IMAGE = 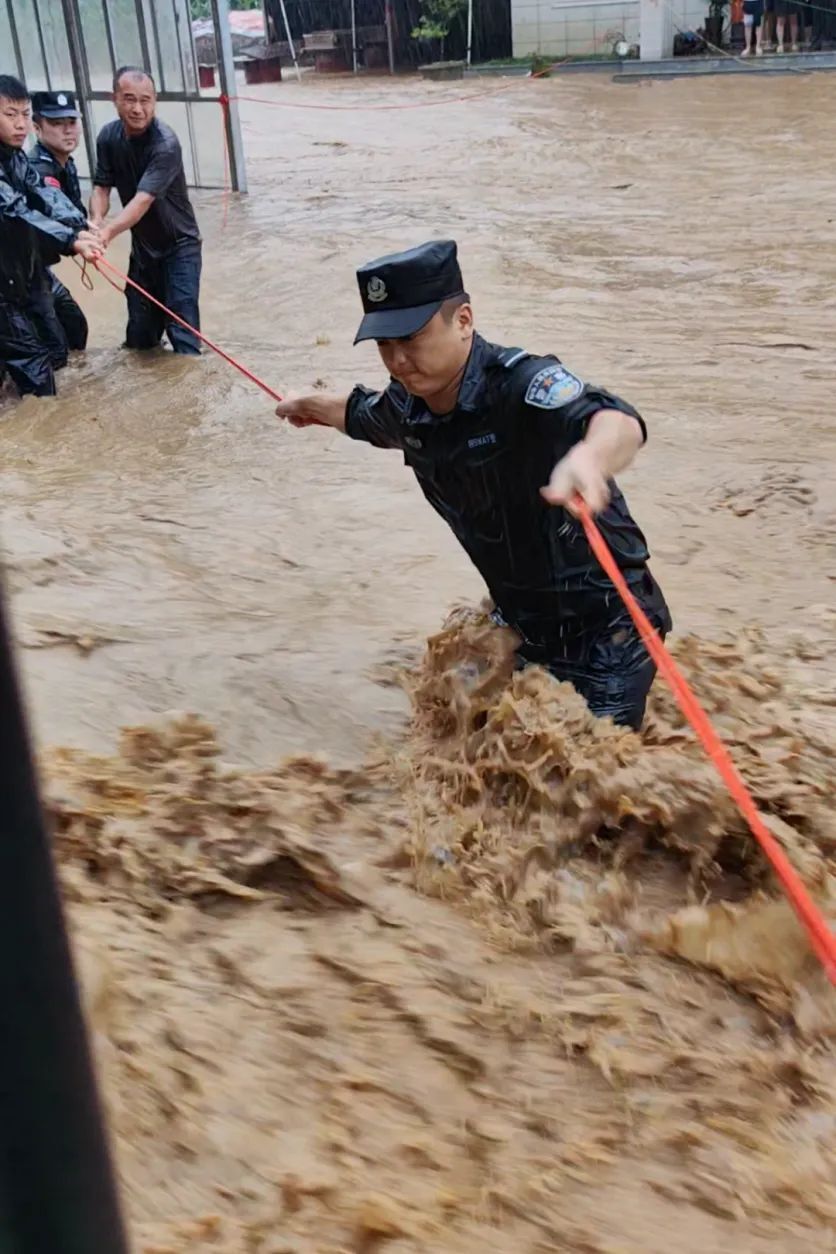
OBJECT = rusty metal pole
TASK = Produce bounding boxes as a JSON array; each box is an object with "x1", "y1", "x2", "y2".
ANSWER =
[{"x1": 0, "y1": 577, "x2": 129, "y2": 1254}]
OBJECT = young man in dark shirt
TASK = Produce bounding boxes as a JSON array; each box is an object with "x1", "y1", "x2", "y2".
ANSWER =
[
  {"x1": 89, "y1": 66, "x2": 201, "y2": 355},
  {"x1": 29, "y1": 90, "x2": 88, "y2": 352},
  {"x1": 275, "y1": 241, "x2": 671, "y2": 731},
  {"x1": 0, "y1": 75, "x2": 100, "y2": 397}
]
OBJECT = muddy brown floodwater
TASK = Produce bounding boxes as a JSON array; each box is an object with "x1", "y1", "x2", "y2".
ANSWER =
[{"x1": 2, "y1": 69, "x2": 836, "y2": 1253}]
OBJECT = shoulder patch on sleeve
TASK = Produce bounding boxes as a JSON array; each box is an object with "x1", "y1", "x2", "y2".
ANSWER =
[{"x1": 524, "y1": 364, "x2": 584, "y2": 409}]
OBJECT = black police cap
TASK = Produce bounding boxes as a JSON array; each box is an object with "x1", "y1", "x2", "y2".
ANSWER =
[
  {"x1": 31, "y1": 90, "x2": 79, "y2": 119},
  {"x1": 354, "y1": 240, "x2": 465, "y2": 345}
]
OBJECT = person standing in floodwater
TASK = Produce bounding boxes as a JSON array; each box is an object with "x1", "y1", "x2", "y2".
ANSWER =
[
  {"x1": 275, "y1": 241, "x2": 672, "y2": 731},
  {"x1": 29, "y1": 90, "x2": 89, "y2": 353},
  {"x1": 0, "y1": 74, "x2": 100, "y2": 397},
  {"x1": 89, "y1": 67, "x2": 202, "y2": 355}
]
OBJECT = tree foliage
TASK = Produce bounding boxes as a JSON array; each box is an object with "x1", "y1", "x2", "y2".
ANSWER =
[
  {"x1": 189, "y1": 0, "x2": 262, "y2": 18},
  {"x1": 411, "y1": 0, "x2": 467, "y2": 43}
]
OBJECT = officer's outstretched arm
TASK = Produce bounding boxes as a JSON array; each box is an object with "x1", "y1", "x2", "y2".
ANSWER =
[
  {"x1": 275, "y1": 395, "x2": 348, "y2": 431},
  {"x1": 277, "y1": 383, "x2": 403, "y2": 450},
  {"x1": 542, "y1": 408, "x2": 644, "y2": 516}
]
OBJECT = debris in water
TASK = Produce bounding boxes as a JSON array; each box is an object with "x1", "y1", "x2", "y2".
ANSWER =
[{"x1": 44, "y1": 610, "x2": 836, "y2": 1252}]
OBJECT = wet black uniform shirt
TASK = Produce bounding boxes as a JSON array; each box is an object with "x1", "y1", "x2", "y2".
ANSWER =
[
  {"x1": 345, "y1": 334, "x2": 670, "y2": 661},
  {"x1": 30, "y1": 140, "x2": 83, "y2": 212}
]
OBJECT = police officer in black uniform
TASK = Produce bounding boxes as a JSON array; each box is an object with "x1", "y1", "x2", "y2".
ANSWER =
[
  {"x1": 275, "y1": 240, "x2": 671, "y2": 730},
  {"x1": 29, "y1": 90, "x2": 89, "y2": 352},
  {"x1": 0, "y1": 74, "x2": 100, "y2": 397}
]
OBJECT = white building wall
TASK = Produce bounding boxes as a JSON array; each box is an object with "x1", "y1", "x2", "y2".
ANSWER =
[{"x1": 512, "y1": 0, "x2": 710, "y2": 59}]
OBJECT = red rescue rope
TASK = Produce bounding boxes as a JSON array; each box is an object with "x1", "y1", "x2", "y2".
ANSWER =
[
  {"x1": 224, "y1": 87, "x2": 514, "y2": 112},
  {"x1": 81, "y1": 257, "x2": 836, "y2": 984},
  {"x1": 93, "y1": 256, "x2": 284, "y2": 404},
  {"x1": 215, "y1": 51, "x2": 585, "y2": 124},
  {"x1": 218, "y1": 65, "x2": 562, "y2": 115},
  {"x1": 576, "y1": 498, "x2": 836, "y2": 985}
]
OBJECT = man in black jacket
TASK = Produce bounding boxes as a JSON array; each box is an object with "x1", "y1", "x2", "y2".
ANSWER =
[
  {"x1": 275, "y1": 241, "x2": 671, "y2": 730},
  {"x1": 29, "y1": 90, "x2": 89, "y2": 352},
  {"x1": 0, "y1": 75, "x2": 100, "y2": 397}
]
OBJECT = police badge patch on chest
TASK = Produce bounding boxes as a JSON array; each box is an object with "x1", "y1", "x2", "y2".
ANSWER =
[{"x1": 524, "y1": 364, "x2": 584, "y2": 409}]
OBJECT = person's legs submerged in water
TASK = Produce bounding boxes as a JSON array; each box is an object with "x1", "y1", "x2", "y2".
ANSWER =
[
  {"x1": 24, "y1": 286, "x2": 68, "y2": 373},
  {"x1": 161, "y1": 240, "x2": 202, "y2": 356},
  {"x1": 514, "y1": 582, "x2": 673, "y2": 732},
  {"x1": 50, "y1": 273, "x2": 88, "y2": 351},
  {"x1": 545, "y1": 615, "x2": 669, "y2": 731},
  {"x1": 0, "y1": 297, "x2": 57, "y2": 397},
  {"x1": 125, "y1": 253, "x2": 167, "y2": 350}
]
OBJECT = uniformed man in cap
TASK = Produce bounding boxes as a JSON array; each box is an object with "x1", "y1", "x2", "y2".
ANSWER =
[
  {"x1": 275, "y1": 240, "x2": 671, "y2": 730},
  {"x1": 29, "y1": 90, "x2": 89, "y2": 352},
  {"x1": 0, "y1": 74, "x2": 100, "y2": 397}
]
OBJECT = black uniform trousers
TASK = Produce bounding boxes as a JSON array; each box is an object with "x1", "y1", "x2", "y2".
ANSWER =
[
  {"x1": 531, "y1": 610, "x2": 671, "y2": 731},
  {"x1": 512, "y1": 577, "x2": 672, "y2": 731},
  {"x1": 50, "y1": 273, "x2": 88, "y2": 351},
  {"x1": 0, "y1": 288, "x2": 68, "y2": 397}
]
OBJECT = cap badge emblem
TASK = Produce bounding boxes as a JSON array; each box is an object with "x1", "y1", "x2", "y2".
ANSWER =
[
  {"x1": 367, "y1": 276, "x2": 387, "y2": 304},
  {"x1": 57, "y1": 93, "x2": 68, "y2": 106}
]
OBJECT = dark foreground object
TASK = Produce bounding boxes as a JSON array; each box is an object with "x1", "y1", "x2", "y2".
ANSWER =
[{"x1": 0, "y1": 580, "x2": 129, "y2": 1253}]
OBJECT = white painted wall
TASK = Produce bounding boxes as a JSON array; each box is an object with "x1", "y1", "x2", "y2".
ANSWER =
[{"x1": 512, "y1": 0, "x2": 710, "y2": 58}]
